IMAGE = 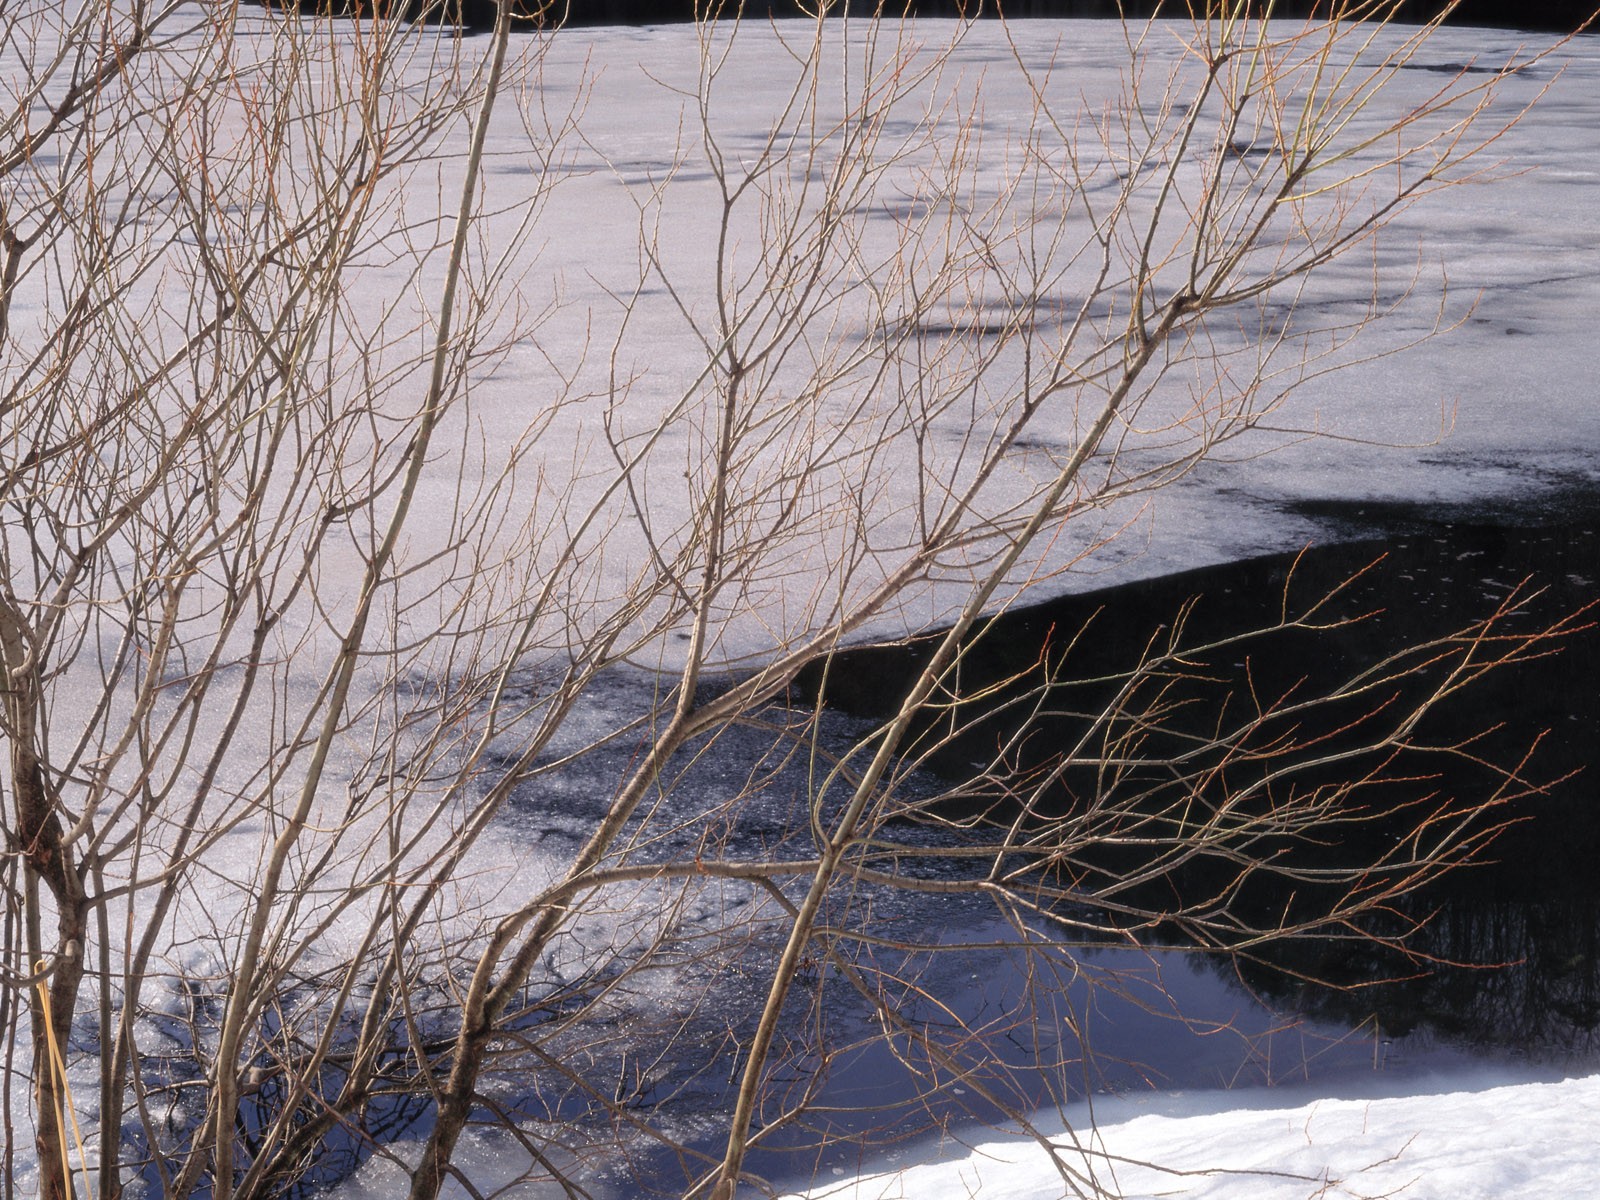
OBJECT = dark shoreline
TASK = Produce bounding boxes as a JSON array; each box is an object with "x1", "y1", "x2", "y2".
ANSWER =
[{"x1": 248, "y1": 1, "x2": 1596, "y2": 36}]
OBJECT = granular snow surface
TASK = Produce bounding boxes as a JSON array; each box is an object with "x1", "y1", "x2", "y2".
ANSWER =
[{"x1": 787, "y1": 1069, "x2": 1600, "y2": 1200}]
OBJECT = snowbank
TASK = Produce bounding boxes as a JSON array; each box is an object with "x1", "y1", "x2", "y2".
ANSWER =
[{"x1": 789, "y1": 1069, "x2": 1600, "y2": 1199}]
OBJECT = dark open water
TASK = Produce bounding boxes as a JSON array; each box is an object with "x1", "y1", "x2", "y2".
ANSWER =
[{"x1": 804, "y1": 490, "x2": 1600, "y2": 1072}]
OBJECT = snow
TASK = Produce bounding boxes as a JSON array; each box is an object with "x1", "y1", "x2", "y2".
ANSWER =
[{"x1": 787, "y1": 1069, "x2": 1600, "y2": 1199}]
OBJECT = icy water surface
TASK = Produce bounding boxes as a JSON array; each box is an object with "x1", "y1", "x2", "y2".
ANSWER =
[{"x1": 387, "y1": 493, "x2": 1599, "y2": 1200}]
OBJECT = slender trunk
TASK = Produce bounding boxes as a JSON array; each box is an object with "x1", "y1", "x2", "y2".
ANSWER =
[
  {"x1": 3, "y1": 606, "x2": 88, "y2": 1200},
  {"x1": 27, "y1": 885, "x2": 88, "y2": 1200}
]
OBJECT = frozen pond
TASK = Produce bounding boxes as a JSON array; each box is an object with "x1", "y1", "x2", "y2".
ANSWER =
[{"x1": 4, "y1": 7, "x2": 1598, "y2": 1199}]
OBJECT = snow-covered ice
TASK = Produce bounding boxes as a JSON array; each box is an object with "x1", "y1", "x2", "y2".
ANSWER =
[{"x1": 500, "y1": 15, "x2": 1600, "y2": 615}]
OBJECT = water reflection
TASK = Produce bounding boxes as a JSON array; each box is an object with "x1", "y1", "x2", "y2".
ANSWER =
[{"x1": 804, "y1": 493, "x2": 1600, "y2": 1068}]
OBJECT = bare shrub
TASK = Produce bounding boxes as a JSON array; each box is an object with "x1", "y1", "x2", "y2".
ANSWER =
[{"x1": 0, "y1": 3, "x2": 1577, "y2": 1199}]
